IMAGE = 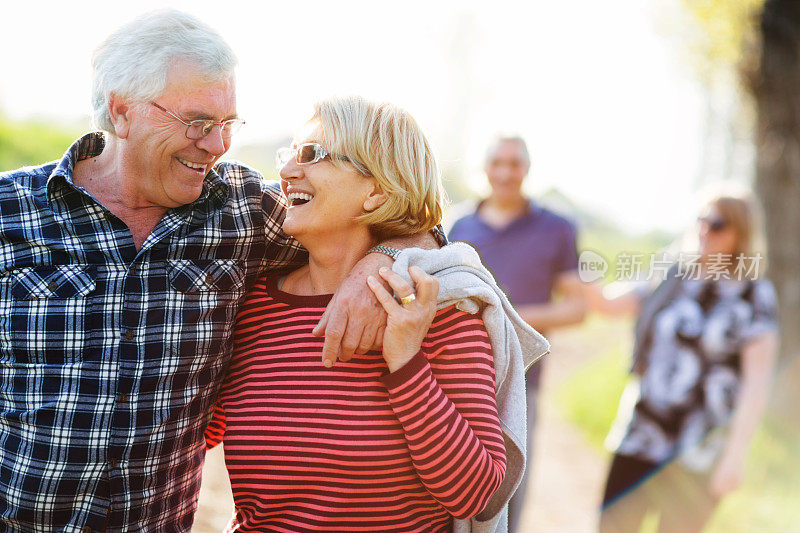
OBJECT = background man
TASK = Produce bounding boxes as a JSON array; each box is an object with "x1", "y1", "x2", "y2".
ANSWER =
[{"x1": 449, "y1": 135, "x2": 586, "y2": 531}]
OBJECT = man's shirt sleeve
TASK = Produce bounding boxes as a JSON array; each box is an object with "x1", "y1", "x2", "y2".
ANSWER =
[{"x1": 555, "y1": 220, "x2": 580, "y2": 274}]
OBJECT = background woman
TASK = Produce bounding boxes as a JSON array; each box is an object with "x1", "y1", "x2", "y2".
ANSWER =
[
  {"x1": 205, "y1": 96, "x2": 506, "y2": 532},
  {"x1": 587, "y1": 192, "x2": 780, "y2": 532}
]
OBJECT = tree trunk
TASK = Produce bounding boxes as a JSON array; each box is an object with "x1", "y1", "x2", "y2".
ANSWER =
[{"x1": 748, "y1": 0, "x2": 800, "y2": 410}]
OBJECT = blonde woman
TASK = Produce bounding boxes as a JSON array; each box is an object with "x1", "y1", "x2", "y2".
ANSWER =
[
  {"x1": 205, "y1": 96, "x2": 506, "y2": 532},
  {"x1": 589, "y1": 192, "x2": 780, "y2": 532}
]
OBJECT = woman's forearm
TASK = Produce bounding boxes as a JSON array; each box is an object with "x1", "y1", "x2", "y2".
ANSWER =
[
  {"x1": 720, "y1": 333, "x2": 778, "y2": 463},
  {"x1": 378, "y1": 312, "x2": 506, "y2": 519},
  {"x1": 517, "y1": 297, "x2": 585, "y2": 331},
  {"x1": 582, "y1": 280, "x2": 642, "y2": 317},
  {"x1": 381, "y1": 352, "x2": 506, "y2": 518}
]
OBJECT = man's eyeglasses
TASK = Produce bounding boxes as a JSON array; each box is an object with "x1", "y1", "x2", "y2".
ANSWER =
[
  {"x1": 150, "y1": 102, "x2": 244, "y2": 140},
  {"x1": 275, "y1": 142, "x2": 352, "y2": 171}
]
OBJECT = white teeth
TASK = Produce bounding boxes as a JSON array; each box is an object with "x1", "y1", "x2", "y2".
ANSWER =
[
  {"x1": 177, "y1": 157, "x2": 205, "y2": 171},
  {"x1": 287, "y1": 192, "x2": 314, "y2": 203}
]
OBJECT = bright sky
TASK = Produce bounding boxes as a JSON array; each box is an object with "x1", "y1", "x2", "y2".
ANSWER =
[{"x1": 1, "y1": 0, "x2": 708, "y2": 234}]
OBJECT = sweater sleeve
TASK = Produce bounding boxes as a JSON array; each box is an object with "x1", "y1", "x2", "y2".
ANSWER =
[
  {"x1": 204, "y1": 401, "x2": 227, "y2": 449},
  {"x1": 379, "y1": 306, "x2": 506, "y2": 519}
]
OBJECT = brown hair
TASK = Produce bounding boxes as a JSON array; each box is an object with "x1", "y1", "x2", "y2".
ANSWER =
[{"x1": 705, "y1": 191, "x2": 768, "y2": 273}]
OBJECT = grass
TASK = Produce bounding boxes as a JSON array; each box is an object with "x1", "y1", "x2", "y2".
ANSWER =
[
  {"x1": 556, "y1": 324, "x2": 800, "y2": 532},
  {"x1": 555, "y1": 341, "x2": 629, "y2": 450}
]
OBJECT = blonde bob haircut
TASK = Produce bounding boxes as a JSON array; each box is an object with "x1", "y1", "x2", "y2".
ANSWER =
[{"x1": 307, "y1": 96, "x2": 444, "y2": 239}]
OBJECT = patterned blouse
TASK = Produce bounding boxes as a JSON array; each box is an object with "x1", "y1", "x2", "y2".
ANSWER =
[{"x1": 609, "y1": 277, "x2": 778, "y2": 470}]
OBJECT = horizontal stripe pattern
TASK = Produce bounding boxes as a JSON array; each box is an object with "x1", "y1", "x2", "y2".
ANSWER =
[{"x1": 206, "y1": 276, "x2": 506, "y2": 532}]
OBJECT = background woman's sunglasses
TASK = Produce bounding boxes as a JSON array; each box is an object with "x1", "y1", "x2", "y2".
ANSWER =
[{"x1": 698, "y1": 216, "x2": 729, "y2": 232}]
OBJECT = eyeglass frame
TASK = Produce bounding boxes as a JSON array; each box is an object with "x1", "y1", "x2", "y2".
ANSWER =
[
  {"x1": 150, "y1": 101, "x2": 245, "y2": 140},
  {"x1": 275, "y1": 142, "x2": 360, "y2": 172}
]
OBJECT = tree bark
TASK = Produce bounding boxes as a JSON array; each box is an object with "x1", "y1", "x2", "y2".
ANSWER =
[{"x1": 747, "y1": 0, "x2": 800, "y2": 410}]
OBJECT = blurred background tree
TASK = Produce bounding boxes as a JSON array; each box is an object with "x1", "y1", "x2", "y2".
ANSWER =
[
  {"x1": 679, "y1": 0, "x2": 799, "y2": 377},
  {"x1": 746, "y1": 0, "x2": 800, "y2": 379}
]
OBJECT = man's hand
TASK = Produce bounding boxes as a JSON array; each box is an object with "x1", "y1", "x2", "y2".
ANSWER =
[
  {"x1": 312, "y1": 230, "x2": 441, "y2": 367},
  {"x1": 312, "y1": 253, "x2": 392, "y2": 367}
]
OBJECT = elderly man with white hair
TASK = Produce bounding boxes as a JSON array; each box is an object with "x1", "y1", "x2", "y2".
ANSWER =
[{"x1": 0, "y1": 10, "x2": 441, "y2": 532}]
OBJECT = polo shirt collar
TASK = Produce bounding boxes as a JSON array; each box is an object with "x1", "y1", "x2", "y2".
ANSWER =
[{"x1": 473, "y1": 197, "x2": 541, "y2": 227}]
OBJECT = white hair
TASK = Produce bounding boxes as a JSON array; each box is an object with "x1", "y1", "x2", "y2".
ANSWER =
[
  {"x1": 91, "y1": 9, "x2": 237, "y2": 133},
  {"x1": 485, "y1": 134, "x2": 530, "y2": 166}
]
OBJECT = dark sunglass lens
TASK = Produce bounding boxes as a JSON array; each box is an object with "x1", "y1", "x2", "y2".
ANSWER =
[
  {"x1": 699, "y1": 216, "x2": 728, "y2": 232},
  {"x1": 709, "y1": 219, "x2": 727, "y2": 232}
]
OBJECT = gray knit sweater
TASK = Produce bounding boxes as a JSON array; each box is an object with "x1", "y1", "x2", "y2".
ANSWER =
[{"x1": 395, "y1": 242, "x2": 550, "y2": 533}]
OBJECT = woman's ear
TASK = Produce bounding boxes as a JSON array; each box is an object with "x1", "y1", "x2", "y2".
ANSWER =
[
  {"x1": 108, "y1": 93, "x2": 133, "y2": 139},
  {"x1": 363, "y1": 182, "x2": 387, "y2": 212}
]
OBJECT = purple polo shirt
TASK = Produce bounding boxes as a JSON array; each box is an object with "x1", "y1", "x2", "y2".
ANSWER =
[{"x1": 448, "y1": 201, "x2": 579, "y2": 387}]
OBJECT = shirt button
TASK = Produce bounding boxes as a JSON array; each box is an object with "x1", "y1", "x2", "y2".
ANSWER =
[
  {"x1": 205, "y1": 273, "x2": 215, "y2": 286},
  {"x1": 118, "y1": 392, "x2": 129, "y2": 404},
  {"x1": 82, "y1": 527, "x2": 92, "y2": 533},
  {"x1": 47, "y1": 281, "x2": 59, "y2": 292},
  {"x1": 109, "y1": 458, "x2": 119, "y2": 468},
  {"x1": 121, "y1": 329, "x2": 134, "y2": 341}
]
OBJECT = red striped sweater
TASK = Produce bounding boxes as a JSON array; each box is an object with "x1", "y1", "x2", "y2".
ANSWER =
[{"x1": 205, "y1": 275, "x2": 506, "y2": 532}]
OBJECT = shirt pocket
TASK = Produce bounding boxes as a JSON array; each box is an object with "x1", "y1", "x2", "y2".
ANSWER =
[
  {"x1": 164, "y1": 259, "x2": 246, "y2": 350},
  {"x1": 1, "y1": 265, "x2": 97, "y2": 364},
  {"x1": 166, "y1": 259, "x2": 245, "y2": 293}
]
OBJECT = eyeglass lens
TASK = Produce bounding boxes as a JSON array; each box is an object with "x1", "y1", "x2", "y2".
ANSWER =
[
  {"x1": 297, "y1": 144, "x2": 323, "y2": 164},
  {"x1": 186, "y1": 121, "x2": 241, "y2": 140}
]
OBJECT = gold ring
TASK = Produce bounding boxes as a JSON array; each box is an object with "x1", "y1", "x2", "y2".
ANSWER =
[{"x1": 400, "y1": 293, "x2": 416, "y2": 305}]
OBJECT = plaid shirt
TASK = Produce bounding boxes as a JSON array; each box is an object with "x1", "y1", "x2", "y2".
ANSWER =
[{"x1": 0, "y1": 133, "x2": 305, "y2": 532}]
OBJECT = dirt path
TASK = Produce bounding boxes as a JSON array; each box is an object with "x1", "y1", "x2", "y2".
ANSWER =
[{"x1": 519, "y1": 324, "x2": 626, "y2": 532}]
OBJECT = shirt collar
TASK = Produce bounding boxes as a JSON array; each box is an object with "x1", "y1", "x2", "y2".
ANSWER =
[
  {"x1": 473, "y1": 197, "x2": 541, "y2": 225},
  {"x1": 46, "y1": 132, "x2": 105, "y2": 198},
  {"x1": 46, "y1": 131, "x2": 231, "y2": 209}
]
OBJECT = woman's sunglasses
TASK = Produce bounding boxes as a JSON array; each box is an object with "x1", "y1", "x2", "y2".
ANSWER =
[
  {"x1": 275, "y1": 142, "x2": 352, "y2": 171},
  {"x1": 698, "y1": 216, "x2": 729, "y2": 232}
]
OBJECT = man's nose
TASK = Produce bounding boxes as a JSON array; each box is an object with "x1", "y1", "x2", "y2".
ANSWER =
[{"x1": 196, "y1": 125, "x2": 228, "y2": 156}]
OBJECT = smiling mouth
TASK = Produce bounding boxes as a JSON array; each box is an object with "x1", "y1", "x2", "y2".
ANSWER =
[
  {"x1": 287, "y1": 192, "x2": 314, "y2": 207},
  {"x1": 176, "y1": 157, "x2": 207, "y2": 174}
]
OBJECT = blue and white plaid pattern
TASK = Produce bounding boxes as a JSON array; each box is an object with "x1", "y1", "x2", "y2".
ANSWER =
[{"x1": 0, "y1": 133, "x2": 305, "y2": 532}]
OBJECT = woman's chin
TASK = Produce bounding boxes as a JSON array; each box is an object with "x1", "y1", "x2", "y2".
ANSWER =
[{"x1": 281, "y1": 219, "x2": 305, "y2": 239}]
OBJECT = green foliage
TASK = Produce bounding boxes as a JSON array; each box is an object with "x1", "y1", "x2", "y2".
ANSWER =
[
  {"x1": 579, "y1": 226, "x2": 675, "y2": 284},
  {"x1": 707, "y1": 417, "x2": 800, "y2": 531},
  {"x1": 0, "y1": 116, "x2": 79, "y2": 172},
  {"x1": 678, "y1": 0, "x2": 765, "y2": 85},
  {"x1": 555, "y1": 331, "x2": 630, "y2": 449}
]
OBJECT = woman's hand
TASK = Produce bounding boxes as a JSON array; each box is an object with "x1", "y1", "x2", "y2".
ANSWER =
[
  {"x1": 709, "y1": 449, "x2": 745, "y2": 499},
  {"x1": 366, "y1": 265, "x2": 438, "y2": 372}
]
